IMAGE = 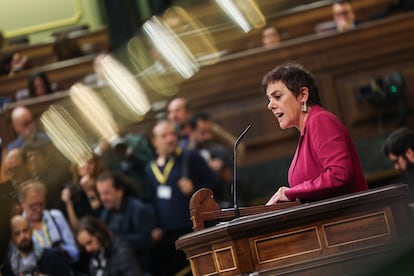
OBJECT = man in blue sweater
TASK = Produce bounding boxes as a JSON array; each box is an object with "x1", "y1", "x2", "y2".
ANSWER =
[{"x1": 145, "y1": 120, "x2": 220, "y2": 275}]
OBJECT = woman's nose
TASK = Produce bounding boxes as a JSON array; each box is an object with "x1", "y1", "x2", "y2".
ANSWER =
[{"x1": 267, "y1": 99, "x2": 274, "y2": 110}]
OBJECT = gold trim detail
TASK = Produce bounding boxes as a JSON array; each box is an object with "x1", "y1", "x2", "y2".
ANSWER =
[
  {"x1": 254, "y1": 226, "x2": 322, "y2": 264},
  {"x1": 322, "y1": 210, "x2": 391, "y2": 248},
  {"x1": 189, "y1": 250, "x2": 217, "y2": 276},
  {"x1": 213, "y1": 246, "x2": 237, "y2": 273}
]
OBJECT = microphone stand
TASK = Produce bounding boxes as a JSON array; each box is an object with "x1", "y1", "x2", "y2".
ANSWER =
[{"x1": 233, "y1": 124, "x2": 251, "y2": 218}]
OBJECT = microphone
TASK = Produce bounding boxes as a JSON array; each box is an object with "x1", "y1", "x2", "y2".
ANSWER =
[{"x1": 233, "y1": 124, "x2": 251, "y2": 218}]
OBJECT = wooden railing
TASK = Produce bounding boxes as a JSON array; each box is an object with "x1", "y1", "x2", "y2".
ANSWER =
[
  {"x1": 0, "y1": 55, "x2": 95, "y2": 101},
  {"x1": 0, "y1": 28, "x2": 109, "y2": 100}
]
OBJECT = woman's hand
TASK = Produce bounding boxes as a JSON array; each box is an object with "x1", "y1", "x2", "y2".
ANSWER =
[
  {"x1": 266, "y1": 186, "x2": 291, "y2": 205},
  {"x1": 61, "y1": 187, "x2": 72, "y2": 205},
  {"x1": 80, "y1": 175, "x2": 95, "y2": 190}
]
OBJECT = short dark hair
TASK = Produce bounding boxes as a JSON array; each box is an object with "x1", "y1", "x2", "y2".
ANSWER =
[
  {"x1": 383, "y1": 127, "x2": 414, "y2": 156},
  {"x1": 262, "y1": 25, "x2": 280, "y2": 34},
  {"x1": 261, "y1": 61, "x2": 322, "y2": 106},
  {"x1": 189, "y1": 112, "x2": 211, "y2": 130},
  {"x1": 75, "y1": 216, "x2": 112, "y2": 248},
  {"x1": 97, "y1": 171, "x2": 141, "y2": 198}
]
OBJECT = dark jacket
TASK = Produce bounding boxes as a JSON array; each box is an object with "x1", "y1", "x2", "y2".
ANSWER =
[
  {"x1": 100, "y1": 196, "x2": 155, "y2": 253},
  {"x1": 4, "y1": 247, "x2": 71, "y2": 276},
  {"x1": 89, "y1": 239, "x2": 143, "y2": 276}
]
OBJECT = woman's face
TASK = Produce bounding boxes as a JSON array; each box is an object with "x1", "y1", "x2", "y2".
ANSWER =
[
  {"x1": 33, "y1": 77, "x2": 47, "y2": 96},
  {"x1": 78, "y1": 159, "x2": 95, "y2": 177},
  {"x1": 77, "y1": 230, "x2": 101, "y2": 255},
  {"x1": 266, "y1": 81, "x2": 302, "y2": 130}
]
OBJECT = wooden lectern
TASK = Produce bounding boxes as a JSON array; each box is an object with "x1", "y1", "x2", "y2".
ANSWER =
[{"x1": 176, "y1": 184, "x2": 414, "y2": 275}]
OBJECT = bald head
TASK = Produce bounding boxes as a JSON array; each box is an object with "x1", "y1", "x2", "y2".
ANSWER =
[
  {"x1": 11, "y1": 106, "x2": 35, "y2": 139},
  {"x1": 10, "y1": 215, "x2": 33, "y2": 255},
  {"x1": 10, "y1": 215, "x2": 29, "y2": 231}
]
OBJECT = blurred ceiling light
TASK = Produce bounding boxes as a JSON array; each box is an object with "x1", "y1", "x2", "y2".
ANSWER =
[
  {"x1": 128, "y1": 36, "x2": 179, "y2": 97},
  {"x1": 216, "y1": 0, "x2": 265, "y2": 33},
  {"x1": 163, "y1": 6, "x2": 219, "y2": 65},
  {"x1": 97, "y1": 54, "x2": 151, "y2": 120},
  {"x1": 70, "y1": 83, "x2": 118, "y2": 142},
  {"x1": 41, "y1": 105, "x2": 92, "y2": 167},
  {"x1": 143, "y1": 16, "x2": 199, "y2": 79}
]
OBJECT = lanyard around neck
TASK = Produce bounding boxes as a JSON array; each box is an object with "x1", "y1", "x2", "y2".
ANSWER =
[
  {"x1": 32, "y1": 222, "x2": 51, "y2": 247},
  {"x1": 151, "y1": 158, "x2": 175, "y2": 185}
]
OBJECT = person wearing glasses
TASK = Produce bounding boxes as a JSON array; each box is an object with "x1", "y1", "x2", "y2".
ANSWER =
[
  {"x1": 18, "y1": 180, "x2": 79, "y2": 263},
  {"x1": 332, "y1": 0, "x2": 356, "y2": 32}
]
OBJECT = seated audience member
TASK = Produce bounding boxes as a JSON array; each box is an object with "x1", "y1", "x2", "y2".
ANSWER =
[
  {"x1": 28, "y1": 72, "x2": 54, "y2": 97},
  {"x1": 7, "y1": 106, "x2": 50, "y2": 151},
  {"x1": 167, "y1": 97, "x2": 246, "y2": 159},
  {"x1": 96, "y1": 171, "x2": 156, "y2": 273},
  {"x1": 0, "y1": 156, "x2": 24, "y2": 274},
  {"x1": 189, "y1": 112, "x2": 233, "y2": 207},
  {"x1": 23, "y1": 141, "x2": 72, "y2": 210},
  {"x1": 18, "y1": 180, "x2": 79, "y2": 263},
  {"x1": 61, "y1": 154, "x2": 105, "y2": 229},
  {"x1": 261, "y1": 25, "x2": 281, "y2": 49},
  {"x1": 0, "y1": 31, "x2": 28, "y2": 77},
  {"x1": 382, "y1": 127, "x2": 414, "y2": 201},
  {"x1": 263, "y1": 62, "x2": 368, "y2": 205},
  {"x1": 333, "y1": 0, "x2": 356, "y2": 32},
  {"x1": 75, "y1": 216, "x2": 143, "y2": 276},
  {"x1": 145, "y1": 120, "x2": 219, "y2": 275},
  {"x1": 16, "y1": 72, "x2": 55, "y2": 101},
  {"x1": 8, "y1": 52, "x2": 28, "y2": 77},
  {"x1": 0, "y1": 178, "x2": 22, "y2": 271},
  {"x1": 3, "y1": 148, "x2": 32, "y2": 192},
  {"x1": 5, "y1": 215, "x2": 71, "y2": 276}
]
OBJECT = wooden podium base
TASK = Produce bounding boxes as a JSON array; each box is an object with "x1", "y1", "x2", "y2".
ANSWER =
[{"x1": 176, "y1": 184, "x2": 414, "y2": 275}]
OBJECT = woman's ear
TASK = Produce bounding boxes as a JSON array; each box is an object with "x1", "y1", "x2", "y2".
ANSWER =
[{"x1": 300, "y1": 87, "x2": 309, "y2": 102}]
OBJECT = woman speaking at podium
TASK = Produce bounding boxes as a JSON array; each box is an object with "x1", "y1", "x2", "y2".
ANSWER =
[{"x1": 263, "y1": 62, "x2": 368, "y2": 204}]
